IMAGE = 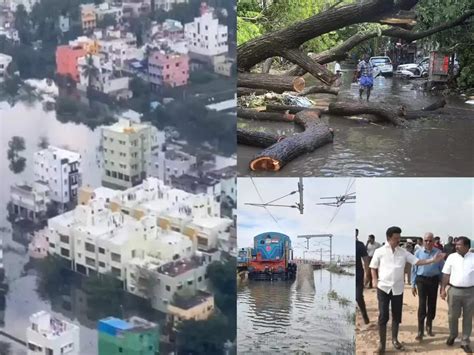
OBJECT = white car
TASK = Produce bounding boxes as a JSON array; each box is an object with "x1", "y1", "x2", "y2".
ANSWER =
[
  {"x1": 396, "y1": 57, "x2": 429, "y2": 78},
  {"x1": 369, "y1": 56, "x2": 394, "y2": 76}
]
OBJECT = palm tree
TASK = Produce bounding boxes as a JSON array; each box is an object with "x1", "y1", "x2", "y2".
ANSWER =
[{"x1": 81, "y1": 54, "x2": 100, "y2": 94}]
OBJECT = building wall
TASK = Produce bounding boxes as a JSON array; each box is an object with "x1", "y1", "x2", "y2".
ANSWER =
[
  {"x1": 148, "y1": 50, "x2": 189, "y2": 88},
  {"x1": 56, "y1": 46, "x2": 87, "y2": 82},
  {"x1": 98, "y1": 326, "x2": 159, "y2": 355},
  {"x1": 81, "y1": 5, "x2": 97, "y2": 31},
  {"x1": 185, "y1": 12, "x2": 228, "y2": 56},
  {"x1": 168, "y1": 295, "x2": 214, "y2": 324}
]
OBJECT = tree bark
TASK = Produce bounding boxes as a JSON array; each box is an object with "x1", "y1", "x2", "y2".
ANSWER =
[
  {"x1": 421, "y1": 98, "x2": 446, "y2": 111},
  {"x1": 249, "y1": 109, "x2": 334, "y2": 171},
  {"x1": 262, "y1": 58, "x2": 274, "y2": 73},
  {"x1": 238, "y1": 108, "x2": 295, "y2": 122},
  {"x1": 238, "y1": 0, "x2": 419, "y2": 71},
  {"x1": 237, "y1": 87, "x2": 269, "y2": 97},
  {"x1": 238, "y1": 73, "x2": 305, "y2": 93},
  {"x1": 298, "y1": 84, "x2": 339, "y2": 96},
  {"x1": 265, "y1": 104, "x2": 308, "y2": 114},
  {"x1": 327, "y1": 102, "x2": 407, "y2": 126},
  {"x1": 237, "y1": 128, "x2": 285, "y2": 148},
  {"x1": 285, "y1": 10, "x2": 473, "y2": 77}
]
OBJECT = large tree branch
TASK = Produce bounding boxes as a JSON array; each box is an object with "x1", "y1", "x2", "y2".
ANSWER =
[
  {"x1": 285, "y1": 9, "x2": 474, "y2": 77},
  {"x1": 238, "y1": 0, "x2": 420, "y2": 71}
]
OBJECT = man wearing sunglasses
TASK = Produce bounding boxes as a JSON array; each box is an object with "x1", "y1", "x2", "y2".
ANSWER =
[
  {"x1": 411, "y1": 233, "x2": 444, "y2": 341},
  {"x1": 370, "y1": 226, "x2": 445, "y2": 354}
]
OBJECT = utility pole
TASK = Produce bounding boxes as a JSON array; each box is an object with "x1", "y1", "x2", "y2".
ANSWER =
[{"x1": 297, "y1": 177, "x2": 304, "y2": 214}]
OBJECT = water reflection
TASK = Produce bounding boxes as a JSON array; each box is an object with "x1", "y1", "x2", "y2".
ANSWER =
[{"x1": 237, "y1": 269, "x2": 354, "y2": 354}]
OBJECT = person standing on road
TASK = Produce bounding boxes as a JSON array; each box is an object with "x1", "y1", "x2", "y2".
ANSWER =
[
  {"x1": 434, "y1": 236, "x2": 444, "y2": 251},
  {"x1": 356, "y1": 229, "x2": 371, "y2": 325},
  {"x1": 415, "y1": 237, "x2": 423, "y2": 252},
  {"x1": 355, "y1": 54, "x2": 374, "y2": 101},
  {"x1": 365, "y1": 234, "x2": 381, "y2": 288},
  {"x1": 411, "y1": 233, "x2": 444, "y2": 341},
  {"x1": 404, "y1": 239, "x2": 415, "y2": 285},
  {"x1": 440, "y1": 236, "x2": 474, "y2": 353},
  {"x1": 370, "y1": 226, "x2": 445, "y2": 354}
]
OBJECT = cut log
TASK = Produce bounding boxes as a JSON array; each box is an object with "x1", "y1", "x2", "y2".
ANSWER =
[
  {"x1": 265, "y1": 104, "x2": 308, "y2": 114},
  {"x1": 238, "y1": 73, "x2": 305, "y2": 93},
  {"x1": 238, "y1": 108, "x2": 295, "y2": 122},
  {"x1": 298, "y1": 84, "x2": 339, "y2": 96},
  {"x1": 237, "y1": 87, "x2": 269, "y2": 97},
  {"x1": 328, "y1": 102, "x2": 407, "y2": 126},
  {"x1": 249, "y1": 109, "x2": 334, "y2": 172},
  {"x1": 237, "y1": 128, "x2": 285, "y2": 148}
]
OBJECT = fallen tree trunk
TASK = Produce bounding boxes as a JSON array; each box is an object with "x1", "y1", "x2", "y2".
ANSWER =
[
  {"x1": 265, "y1": 104, "x2": 308, "y2": 114},
  {"x1": 249, "y1": 109, "x2": 334, "y2": 171},
  {"x1": 285, "y1": 10, "x2": 473, "y2": 77},
  {"x1": 238, "y1": 73, "x2": 305, "y2": 93},
  {"x1": 421, "y1": 98, "x2": 446, "y2": 111},
  {"x1": 328, "y1": 102, "x2": 407, "y2": 126},
  {"x1": 238, "y1": 0, "x2": 419, "y2": 72},
  {"x1": 237, "y1": 128, "x2": 285, "y2": 148},
  {"x1": 297, "y1": 84, "x2": 339, "y2": 96},
  {"x1": 238, "y1": 108, "x2": 295, "y2": 122},
  {"x1": 237, "y1": 87, "x2": 269, "y2": 97}
]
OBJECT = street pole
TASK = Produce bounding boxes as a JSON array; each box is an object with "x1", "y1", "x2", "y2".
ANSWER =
[
  {"x1": 330, "y1": 235, "x2": 333, "y2": 264},
  {"x1": 298, "y1": 177, "x2": 304, "y2": 214}
]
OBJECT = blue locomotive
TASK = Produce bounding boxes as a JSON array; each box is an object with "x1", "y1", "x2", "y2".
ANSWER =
[{"x1": 247, "y1": 232, "x2": 296, "y2": 281}]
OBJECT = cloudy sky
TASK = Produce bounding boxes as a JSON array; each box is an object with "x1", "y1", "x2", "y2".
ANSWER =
[
  {"x1": 237, "y1": 178, "x2": 355, "y2": 259},
  {"x1": 357, "y1": 178, "x2": 474, "y2": 244}
]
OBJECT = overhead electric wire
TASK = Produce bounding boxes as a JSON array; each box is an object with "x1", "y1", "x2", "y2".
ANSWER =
[{"x1": 249, "y1": 177, "x2": 280, "y2": 226}]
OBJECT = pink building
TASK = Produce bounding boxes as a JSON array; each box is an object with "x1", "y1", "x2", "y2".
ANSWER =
[
  {"x1": 56, "y1": 45, "x2": 87, "y2": 82},
  {"x1": 148, "y1": 49, "x2": 189, "y2": 88}
]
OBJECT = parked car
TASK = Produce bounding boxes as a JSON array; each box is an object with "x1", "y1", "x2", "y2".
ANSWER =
[
  {"x1": 396, "y1": 57, "x2": 429, "y2": 78},
  {"x1": 369, "y1": 56, "x2": 394, "y2": 76}
]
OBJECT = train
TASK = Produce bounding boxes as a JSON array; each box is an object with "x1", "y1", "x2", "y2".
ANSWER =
[
  {"x1": 247, "y1": 232, "x2": 297, "y2": 281},
  {"x1": 237, "y1": 247, "x2": 252, "y2": 270}
]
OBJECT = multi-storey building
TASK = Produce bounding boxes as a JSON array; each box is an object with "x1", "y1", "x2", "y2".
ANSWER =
[
  {"x1": 101, "y1": 117, "x2": 164, "y2": 189},
  {"x1": 55, "y1": 45, "x2": 87, "y2": 82},
  {"x1": 26, "y1": 311, "x2": 80, "y2": 355},
  {"x1": 154, "y1": 0, "x2": 187, "y2": 12},
  {"x1": 10, "y1": 181, "x2": 50, "y2": 223},
  {"x1": 98, "y1": 317, "x2": 159, "y2": 355},
  {"x1": 167, "y1": 290, "x2": 214, "y2": 328},
  {"x1": 148, "y1": 47, "x2": 189, "y2": 88},
  {"x1": 77, "y1": 54, "x2": 131, "y2": 99},
  {"x1": 33, "y1": 146, "x2": 82, "y2": 207},
  {"x1": 184, "y1": 10, "x2": 228, "y2": 57},
  {"x1": 150, "y1": 147, "x2": 196, "y2": 185},
  {"x1": 80, "y1": 4, "x2": 97, "y2": 31}
]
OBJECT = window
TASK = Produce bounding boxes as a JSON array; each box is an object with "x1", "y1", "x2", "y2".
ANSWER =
[
  {"x1": 111, "y1": 267, "x2": 121, "y2": 277},
  {"x1": 85, "y1": 242, "x2": 95, "y2": 253},
  {"x1": 99, "y1": 247, "x2": 105, "y2": 254},
  {"x1": 187, "y1": 280, "x2": 193, "y2": 286},
  {"x1": 166, "y1": 285, "x2": 171, "y2": 291},
  {"x1": 198, "y1": 276, "x2": 202, "y2": 282},
  {"x1": 111, "y1": 252, "x2": 121, "y2": 262},
  {"x1": 85, "y1": 257, "x2": 95, "y2": 267},
  {"x1": 59, "y1": 234, "x2": 69, "y2": 244},
  {"x1": 99, "y1": 261, "x2": 105, "y2": 267},
  {"x1": 60, "y1": 248, "x2": 70, "y2": 257}
]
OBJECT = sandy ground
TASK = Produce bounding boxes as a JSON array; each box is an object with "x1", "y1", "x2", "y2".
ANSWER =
[{"x1": 356, "y1": 285, "x2": 469, "y2": 354}]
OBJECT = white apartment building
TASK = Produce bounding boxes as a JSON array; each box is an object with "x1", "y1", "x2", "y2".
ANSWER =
[
  {"x1": 154, "y1": 0, "x2": 187, "y2": 12},
  {"x1": 208, "y1": 166, "x2": 237, "y2": 204},
  {"x1": 77, "y1": 54, "x2": 131, "y2": 99},
  {"x1": 101, "y1": 118, "x2": 164, "y2": 189},
  {"x1": 184, "y1": 11, "x2": 228, "y2": 57},
  {"x1": 27, "y1": 311, "x2": 80, "y2": 355},
  {"x1": 33, "y1": 146, "x2": 82, "y2": 207},
  {"x1": 10, "y1": 181, "x2": 51, "y2": 223},
  {"x1": 150, "y1": 147, "x2": 196, "y2": 185},
  {"x1": 95, "y1": 2, "x2": 123, "y2": 22},
  {"x1": 8, "y1": 0, "x2": 39, "y2": 13},
  {"x1": 0, "y1": 53, "x2": 12, "y2": 80}
]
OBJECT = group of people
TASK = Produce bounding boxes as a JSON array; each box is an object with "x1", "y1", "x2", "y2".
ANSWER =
[{"x1": 356, "y1": 228, "x2": 473, "y2": 354}]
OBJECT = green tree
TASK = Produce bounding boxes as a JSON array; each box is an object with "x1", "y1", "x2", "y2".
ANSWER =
[
  {"x1": 82, "y1": 54, "x2": 99, "y2": 92},
  {"x1": 97, "y1": 14, "x2": 117, "y2": 29}
]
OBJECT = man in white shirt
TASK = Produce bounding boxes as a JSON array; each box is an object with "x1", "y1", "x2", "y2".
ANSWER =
[
  {"x1": 370, "y1": 226, "x2": 445, "y2": 354},
  {"x1": 365, "y1": 234, "x2": 381, "y2": 288},
  {"x1": 440, "y1": 236, "x2": 474, "y2": 353}
]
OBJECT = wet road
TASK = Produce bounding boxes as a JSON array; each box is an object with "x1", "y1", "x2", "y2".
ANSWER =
[
  {"x1": 237, "y1": 269, "x2": 355, "y2": 354},
  {"x1": 238, "y1": 71, "x2": 474, "y2": 177}
]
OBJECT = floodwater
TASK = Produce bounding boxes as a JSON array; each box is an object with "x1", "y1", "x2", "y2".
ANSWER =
[
  {"x1": 0, "y1": 100, "x2": 103, "y2": 353},
  {"x1": 237, "y1": 269, "x2": 355, "y2": 354},
  {"x1": 238, "y1": 70, "x2": 474, "y2": 177}
]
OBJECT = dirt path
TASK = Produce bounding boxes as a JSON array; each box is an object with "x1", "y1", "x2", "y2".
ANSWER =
[{"x1": 356, "y1": 285, "x2": 468, "y2": 354}]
